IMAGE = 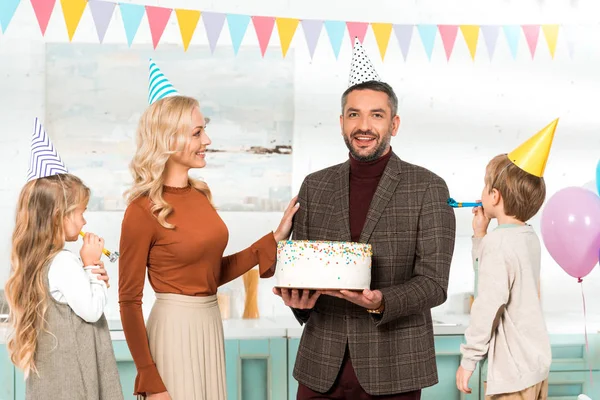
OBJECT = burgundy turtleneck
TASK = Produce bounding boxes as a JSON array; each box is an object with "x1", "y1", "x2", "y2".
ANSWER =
[{"x1": 349, "y1": 149, "x2": 393, "y2": 242}]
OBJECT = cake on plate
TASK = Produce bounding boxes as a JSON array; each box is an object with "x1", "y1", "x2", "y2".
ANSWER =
[{"x1": 274, "y1": 240, "x2": 372, "y2": 290}]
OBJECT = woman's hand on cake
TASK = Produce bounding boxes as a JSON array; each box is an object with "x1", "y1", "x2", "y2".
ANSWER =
[
  {"x1": 322, "y1": 289, "x2": 383, "y2": 310},
  {"x1": 273, "y1": 288, "x2": 320, "y2": 309},
  {"x1": 273, "y1": 196, "x2": 300, "y2": 242}
]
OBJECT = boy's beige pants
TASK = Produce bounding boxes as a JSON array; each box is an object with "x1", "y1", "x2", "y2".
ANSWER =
[{"x1": 484, "y1": 380, "x2": 548, "y2": 400}]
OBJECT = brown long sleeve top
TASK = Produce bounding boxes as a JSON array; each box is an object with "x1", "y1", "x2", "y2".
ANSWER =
[{"x1": 118, "y1": 185, "x2": 277, "y2": 396}]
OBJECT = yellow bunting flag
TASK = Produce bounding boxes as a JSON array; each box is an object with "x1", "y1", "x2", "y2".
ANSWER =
[
  {"x1": 371, "y1": 23, "x2": 393, "y2": 60},
  {"x1": 175, "y1": 9, "x2": 201, "y2": 52},
  {"x1": 276, "y1": 17, "x2": 299, "y2": 58},
  {"x1": 542, "y1": 24, "x2": 559, "y2": 59},
  {"x1": 61, "y1": 0, "x2": 87, "y2": 41},
  {"x1": 460, "y1": 25, "x2": 480, "y2": 60}
]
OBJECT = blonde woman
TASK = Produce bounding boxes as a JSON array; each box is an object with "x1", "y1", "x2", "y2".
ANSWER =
[
  {"x1": 6, "y1": 172, "x2": 123, "y2": 400},
  {"x1": 119, "y1": 95, "x2": 298, "y2": 400}
]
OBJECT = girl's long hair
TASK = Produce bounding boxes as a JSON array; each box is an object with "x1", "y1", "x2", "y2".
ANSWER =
[
  {"x1": 124, "y1": 95, "x2": 213, "y2": 229},
  {"x1": 4, "y1": 174, "x2": 90, "y2": 378}
]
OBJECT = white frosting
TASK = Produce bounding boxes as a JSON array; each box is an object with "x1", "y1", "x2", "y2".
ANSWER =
[{"x1": 274, "y1": 240, "x2": 372, "y2": 290}]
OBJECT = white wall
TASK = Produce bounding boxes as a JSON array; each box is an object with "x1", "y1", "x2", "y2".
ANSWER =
[{"x1": 1, "y1": 0, "x2": 599, "y2": 322}]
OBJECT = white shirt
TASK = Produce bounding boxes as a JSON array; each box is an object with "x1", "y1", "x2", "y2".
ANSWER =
[{"x1": 47, "y1": 249, "x2": 108, "y2": 323}]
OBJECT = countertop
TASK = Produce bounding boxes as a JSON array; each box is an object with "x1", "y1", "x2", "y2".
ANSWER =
[{"x1": 2, "y1": 311, "x2": 599, "y2": 343}]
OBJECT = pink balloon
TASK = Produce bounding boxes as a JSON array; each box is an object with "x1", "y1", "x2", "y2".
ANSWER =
[{"x1": 541, "y1": 187, "x2": 600, "y2": 280}]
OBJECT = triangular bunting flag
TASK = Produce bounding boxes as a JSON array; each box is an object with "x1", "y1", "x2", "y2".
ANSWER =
[
  {"x1": 276, "y1": 18, "x2": 300, "y2": 58},
  {"x1": 503, "y1": 25, "x2": 521, "y2": 59},
  {"x1": 88, "y1": 0, "x2": 115, "y2": 43},
  {"x1": 227, "y1": 14, "x2": 250, "y2": 55},
  {"x1": 148, "y1": 58, "x2": 179, "y2": 105},
  {"x1": 417, "y1": 24, "x2": 437, "y2": 60},
  {"x1": 481, "y1": 25, "x2": 499, "y2": 60},
  {"x1": 346, "y1": 21, "x2": 368, "y2": 47},
  {"x1": 175, "y1": 9, "x2": 200, "y2": 51},
  {"x1": 61, "y1": 0, "x2": 87, "y2": 41},
  {"x1": 324, "y1": 20, "x2": 345, "y2": 59},
  {"x1": 460, "y1": 25, "x2": 480, "y2": 60},
  {"x1": 542, "y1": 24, "x2": 559, "y2": 59},
  {"x1": 31, "y1": 0, "x2": 56, "y2": 36},
  {"x1": 203, "y1": 12, "x2": 226, "y2": 54},
  {"x1": 301, "y1": 19, "x2": 323, "y2": 60},
  {"x1": 146, "y1": 6, "x2": 172, "y2": 49},
  {"x1": 0, "y1": 0, "x2": 20, "y2": 33},
  {"x1": 276, "y1": 17, "x2": 299, "y2": 58},
  {"x1": 522, "y1": 25, "x2": 540, "y2": 59},
  {"x1": 438, "y1": 25, "x2": 459, "y2": 61},
  {"x1": 561, "y1": 24, "x2": 576, "y2": 59},
  {"x1": 27, "y1": 118, "x2": 69, "y2": 182},
  {"x1": 119, "y1": 3, "x2": 145, "y2": 47},
  {"x1": 394, "y1": 24, "x2": 413, "y2": 61},
  {"x1": 252, "y1": 16, "x2": 275, "y2": 57},
  {"x1": 371, "y1": 23, "x2": 393, "y2": 60}
]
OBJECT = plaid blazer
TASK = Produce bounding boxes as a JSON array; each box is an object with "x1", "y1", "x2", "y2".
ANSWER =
[{"x1": 290, "y1": 152, "x2": 456, "y2": 395}]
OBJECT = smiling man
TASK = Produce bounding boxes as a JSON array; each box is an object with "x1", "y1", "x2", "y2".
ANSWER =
[{"x1": 274, "y1": 38, "x2": 457, "y2": 399}]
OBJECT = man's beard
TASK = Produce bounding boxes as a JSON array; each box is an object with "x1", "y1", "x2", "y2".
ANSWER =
[{"x1": 343, "y1": 128, "x2": 392, "y2": 162}]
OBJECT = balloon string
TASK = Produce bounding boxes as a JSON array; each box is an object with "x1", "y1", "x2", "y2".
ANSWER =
[{"x1": 579, "y1": 278, "x2": 593, "y2": 388}]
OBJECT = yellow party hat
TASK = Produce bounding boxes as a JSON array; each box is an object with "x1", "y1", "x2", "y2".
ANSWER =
[{"x1": 507, "y1": 118, "x2": 558, "y2": 177}]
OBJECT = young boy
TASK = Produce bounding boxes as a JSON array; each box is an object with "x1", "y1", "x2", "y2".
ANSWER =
[{"x1": 456, "y1": 119, "x2": 558, "y2": 400}]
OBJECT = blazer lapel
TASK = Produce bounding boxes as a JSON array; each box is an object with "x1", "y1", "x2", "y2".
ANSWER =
[
  {"x1": 358, "y1": 154, "x2": 402, "y2": 243},
  {"x1": 335, "y1": 161, "x2": 352, "y2": 241}
]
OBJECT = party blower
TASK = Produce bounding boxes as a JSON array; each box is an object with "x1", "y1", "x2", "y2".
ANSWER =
[
  {"x1": 79, "y1": 231, "x2": 120, "y2": 263},
  {"x1": 447, "y1": 198, "x2": 482, "y2": 208}
]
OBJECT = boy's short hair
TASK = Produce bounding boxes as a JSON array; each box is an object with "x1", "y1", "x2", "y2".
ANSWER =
[{"x1": 485, "y1": 154, "x2": 546, "y2": 222}]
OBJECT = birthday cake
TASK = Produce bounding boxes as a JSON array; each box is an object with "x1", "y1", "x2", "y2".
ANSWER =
[{"x1": 274, "y1": 240, "x2": 373, "y2": 290}]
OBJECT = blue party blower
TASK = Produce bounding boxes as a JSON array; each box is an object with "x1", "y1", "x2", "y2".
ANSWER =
[{"x1": 447, "y1": 198, "x2": 482, "y2": 208}]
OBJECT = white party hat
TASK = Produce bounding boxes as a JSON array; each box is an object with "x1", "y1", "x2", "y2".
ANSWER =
[
  {"x1": 26, "y1": 117, "x2": 68, "y2": 182},
  {"x1": 348, "y1": 37, "x2": 380, "y2": 87}
]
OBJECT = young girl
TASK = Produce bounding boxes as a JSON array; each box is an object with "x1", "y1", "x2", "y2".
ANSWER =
[{"x1": 5, "y1": 173, "x2": 124, "y2": 400}]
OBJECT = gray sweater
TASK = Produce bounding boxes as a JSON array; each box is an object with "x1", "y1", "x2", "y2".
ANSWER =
[{"x1": 460, "y1": 224, "x2": 551, "y2": 395}]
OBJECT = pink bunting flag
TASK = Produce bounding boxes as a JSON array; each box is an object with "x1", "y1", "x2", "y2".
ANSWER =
[
  {"x1": 347, "y1": 21, "x2": 368, "y2": 47},
  {"x1": 31, "y1": 0, "x2": 56, "y2": 35},
  {"x1": 438, "y1": 25, "x2": 459, "y2": 61},
  {"x1": 146, "y1": 6, "x2": 172, "y2": 49},
  {"x1": 522, "y1": 24, "x2": 540, "y2": 59},
  {"x1": 252, "y1": 16, "x2": 275, "y2": 57}
]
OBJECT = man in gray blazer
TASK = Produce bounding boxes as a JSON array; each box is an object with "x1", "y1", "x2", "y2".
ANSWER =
[{"x1": 274, "y1": 39, "x2": 456, "y2": 399}]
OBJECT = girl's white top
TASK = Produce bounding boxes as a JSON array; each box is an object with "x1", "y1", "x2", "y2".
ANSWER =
[{"x1": 47, "y1": 249, "x2": 108, "y2": 323}]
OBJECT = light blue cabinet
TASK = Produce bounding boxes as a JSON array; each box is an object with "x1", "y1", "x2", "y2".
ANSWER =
[
  {"x1": 2, "y1": 333, "x2": 599, "y2": 399},
  {"x1": 0, "y1": 346, "x2": 14, "y2": 400},
  {"x1": 421, "y1": 336, "x2": 481, "y2": 400},
  {"x1": 224, "y1": 338, "x2": 287, "y2": 400}
]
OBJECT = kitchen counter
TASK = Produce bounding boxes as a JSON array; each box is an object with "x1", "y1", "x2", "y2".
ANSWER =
[{"x1": 2, "y1": 310, "x2": 599, "y2": 344}]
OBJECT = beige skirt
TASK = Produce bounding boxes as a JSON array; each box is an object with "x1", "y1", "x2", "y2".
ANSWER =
[{"x1": 139, "y1": 293, "x2": 226, "y2": 400}]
